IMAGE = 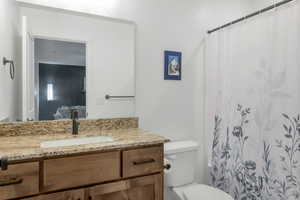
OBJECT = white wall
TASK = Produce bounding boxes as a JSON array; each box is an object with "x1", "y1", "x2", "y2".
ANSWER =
[
  {"x1": 20, "y1": 5, "x2": 136, "y2": 119},
  {"x1": 16, "y1": 0, "x2": 268, "y2": 198},
  {"x1": 0, "y1": 0, "x2": 21, "y2": 122}
]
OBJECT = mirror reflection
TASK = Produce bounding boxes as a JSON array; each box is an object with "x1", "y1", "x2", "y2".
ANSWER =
[
  {"x1": 35, "y1": 39, "x2": 86, "y2": 121},
  {"x1": 1, "y1": 2, "x2": 135, "y2": 122}
]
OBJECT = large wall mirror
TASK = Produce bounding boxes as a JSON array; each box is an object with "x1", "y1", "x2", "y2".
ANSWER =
[{"x1": 1, "y1": 2, "x2": 136, "y2": 122}]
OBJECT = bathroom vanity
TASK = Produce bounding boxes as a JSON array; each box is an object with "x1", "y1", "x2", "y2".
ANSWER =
[{"x1": 0, "y1": 118, "x2": 169, "y2": 200}]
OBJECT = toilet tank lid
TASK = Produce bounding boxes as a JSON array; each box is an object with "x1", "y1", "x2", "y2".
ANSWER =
[{"x1": 164, "y1": 140, "x2": 198, "y2": 155}]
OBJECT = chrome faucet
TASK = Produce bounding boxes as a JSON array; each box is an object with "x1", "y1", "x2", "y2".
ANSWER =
[{"x1": 71, "y1": 109, "x2": 80, "y2": 135}]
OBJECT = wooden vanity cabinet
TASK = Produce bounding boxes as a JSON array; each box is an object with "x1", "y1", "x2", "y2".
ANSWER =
[
  {"x1": 2, "y1": 145, "x2": 164, "y2": 200},
  {"x1": 87, "y1": 174, "x2": 163, "y2": 200},
  {"x1": 24, "y1": 174, "x2": 162, "y2": 200}
]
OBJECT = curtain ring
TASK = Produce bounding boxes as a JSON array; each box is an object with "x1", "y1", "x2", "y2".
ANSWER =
[{"x1": 273, "y1": 0, "x2": 277, "y2": 10}]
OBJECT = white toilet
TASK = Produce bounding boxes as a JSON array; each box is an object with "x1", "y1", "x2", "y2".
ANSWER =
[{"x1": 164, "y1": 140, "x2": 233, "y2": 200}]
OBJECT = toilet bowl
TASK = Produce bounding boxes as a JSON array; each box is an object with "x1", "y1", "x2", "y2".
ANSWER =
[
  {"x1": 164, "y1": 140, "x2": 233, "y2": 200},
  {"x1": 172, "y1": 183, "x2": 233, "y2": 200}
]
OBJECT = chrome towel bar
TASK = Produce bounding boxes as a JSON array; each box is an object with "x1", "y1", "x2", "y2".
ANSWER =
[{"x1": 105, "y1": 95, "x2": 135, "y2": 100}]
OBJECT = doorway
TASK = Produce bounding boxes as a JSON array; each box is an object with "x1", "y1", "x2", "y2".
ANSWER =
[{"x1": 34, "y1": 39, "x2": 86, "y2": 121}]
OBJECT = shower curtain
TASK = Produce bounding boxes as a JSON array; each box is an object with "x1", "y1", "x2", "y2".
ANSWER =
[{"x1": 205, "y1": 2, "x2": 300, "y2": 200}]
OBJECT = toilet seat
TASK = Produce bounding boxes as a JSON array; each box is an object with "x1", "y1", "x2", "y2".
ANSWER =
[{"x1": 173, "y1": 184, "x2": 233, "y2": 200}]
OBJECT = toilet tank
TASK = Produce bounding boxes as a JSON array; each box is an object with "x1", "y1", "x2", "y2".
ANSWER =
[{"x1": 164, "y1": 140, "x2": 199, "y2": 187}]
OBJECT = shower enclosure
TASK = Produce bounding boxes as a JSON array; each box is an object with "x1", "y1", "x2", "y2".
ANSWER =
[{"x1": 205, "y1": 1, "x2": 300, "y2": 200}]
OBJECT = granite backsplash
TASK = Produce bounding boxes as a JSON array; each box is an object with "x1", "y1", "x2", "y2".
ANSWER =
[{"x1": 0, "y1": 118, "x2": 138, "y2": 137}]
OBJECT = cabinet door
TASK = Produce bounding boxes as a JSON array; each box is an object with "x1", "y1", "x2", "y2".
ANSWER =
[
  {"x1": 23, "y1": 189, "x2": 84, "y2": 200},
  {"x1": 88, "y1": 174, "x2": 163, "y2": 200},
  {"x1": 0, "y1": 162, "x2": 39, "y2": 200}
]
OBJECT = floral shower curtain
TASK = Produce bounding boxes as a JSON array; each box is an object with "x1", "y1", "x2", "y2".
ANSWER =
[{"x1": 205, "y1": 2, "x2": 300, "y2": 200}]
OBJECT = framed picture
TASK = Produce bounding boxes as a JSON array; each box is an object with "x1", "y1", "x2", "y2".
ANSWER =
[{"x1": 164, "y1": 51, "x2": 182, "y2": 80}]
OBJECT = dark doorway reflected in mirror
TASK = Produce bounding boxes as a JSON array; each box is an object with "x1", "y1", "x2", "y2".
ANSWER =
[
  {"x1": 39, "y1": 63, "x2": 86, "y2": 121},
  {"x1": 34, "y1": 38, "x2": 87, "y2": 121}
]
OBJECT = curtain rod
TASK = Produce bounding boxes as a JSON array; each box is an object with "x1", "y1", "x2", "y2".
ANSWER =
[{"x1": 207, "y1": 0, "x2": 295, "y2": 34}]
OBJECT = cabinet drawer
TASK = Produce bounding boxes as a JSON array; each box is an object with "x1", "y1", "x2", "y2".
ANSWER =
[
  {"x1": 123, "y1": 146, "x2": 163, "y2": 178},
  {"x1": 43, "y1": 151, "x2": 121, "y2": 192},
  {"x1": 0, "y1": 162, "x2": 39, "y2": 200}
]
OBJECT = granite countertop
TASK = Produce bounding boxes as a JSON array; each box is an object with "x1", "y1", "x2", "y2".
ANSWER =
[{"x1": 0, "y1": 128, "x2": 170, "y2": 162}]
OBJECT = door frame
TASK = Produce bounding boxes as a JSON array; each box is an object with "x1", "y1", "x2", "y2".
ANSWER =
[
  {"x1": 30, "y1": 35, "x2": 89, "y2": 120},
  {"x1": 22, "y1": 16, "x2": 28, "y2": 121}
]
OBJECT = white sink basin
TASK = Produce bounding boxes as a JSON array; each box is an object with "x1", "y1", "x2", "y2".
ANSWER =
[{"x1": 40, "y1": 136, "x2": 114, "y2": 148}]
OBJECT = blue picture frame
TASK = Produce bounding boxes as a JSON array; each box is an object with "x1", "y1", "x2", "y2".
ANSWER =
[{"x1": 164, "y1": 51, "x2": 182, "y2": 80}]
